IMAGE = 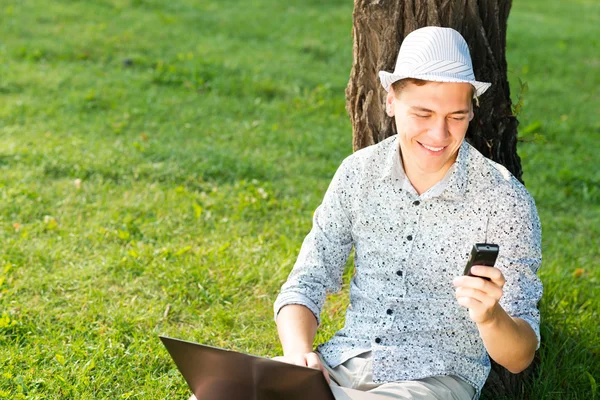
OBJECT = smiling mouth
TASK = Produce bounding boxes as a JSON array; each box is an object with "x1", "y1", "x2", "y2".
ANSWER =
[{"x1": 418, "y1": 142, "x2": 447, "y2": 152}]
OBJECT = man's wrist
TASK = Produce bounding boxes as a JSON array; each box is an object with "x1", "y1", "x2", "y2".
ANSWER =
[
  {"x1": 475, "y1": 304, "x2": 506, "y2": 331},
  {"x1": 476, "y1": 316, "x2": 498, "y2": 331},
  {"x1": 283, "y1": 347, "x2": 314, "y2": 357}
]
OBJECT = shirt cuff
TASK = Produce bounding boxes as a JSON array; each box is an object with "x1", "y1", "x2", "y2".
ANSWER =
[{"x1": 273, "y1": 291, "x2": 322, "y2": 325}]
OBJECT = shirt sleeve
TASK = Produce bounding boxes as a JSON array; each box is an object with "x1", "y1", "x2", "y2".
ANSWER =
[
  {"x1": 493, "y1": 186, "x2": 543, "y2": 349},
  {"x1": 273, "y1": 158, "x2": 354, "y2": 325}
]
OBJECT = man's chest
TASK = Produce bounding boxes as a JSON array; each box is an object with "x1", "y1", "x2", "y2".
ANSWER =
[{"x1": 349, "y1": 188, "x2": 490, "y2": 296}]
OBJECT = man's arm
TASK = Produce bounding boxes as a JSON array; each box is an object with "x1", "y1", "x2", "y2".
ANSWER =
[
  {"x1": 273, "y1": 304, "x2": 330, "y2": 381},
  {"x1": 276, "y1": 304, "x2": 318, "y2": 356},
  {"x1": 454, "y1": 181, "x2": 542, "y2": 373},
  {"x1": 453, "y1": 266, "x2": 538, "y2": 374},
  {"x1": 477, "y1": 308, "x2": 538, "y2": 373},
  {"x1": 273, "y1": 157, "x2": 354, "y2": 326},
  {"x1": 272, "y1": 159, "x2": 356, "y2": 381}
]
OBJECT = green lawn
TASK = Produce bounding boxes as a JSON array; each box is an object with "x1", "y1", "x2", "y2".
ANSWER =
[{"x1": 0, "y1": 0, "x2": 598, "y2": 398}]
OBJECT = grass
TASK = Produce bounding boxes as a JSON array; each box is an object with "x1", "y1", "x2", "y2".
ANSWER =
[{"x1": 0, "y1": 0, "x2": 598, "y2": 398}]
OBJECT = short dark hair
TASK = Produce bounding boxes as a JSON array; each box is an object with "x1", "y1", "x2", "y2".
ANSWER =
[
  {"x1": 391, "y1": 78, "x2": 475, "y2": 99},
  {"x1": 390, "y1": 78, "x2": 428, "y2": 95}
]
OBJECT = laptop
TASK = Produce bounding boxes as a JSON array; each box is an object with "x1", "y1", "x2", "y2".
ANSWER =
[{"x1": 160, "y1": 336, "x2": 387, "y2": 400}]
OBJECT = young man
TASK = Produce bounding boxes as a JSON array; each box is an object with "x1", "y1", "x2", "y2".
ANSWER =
[{"x1": 273, "y1": 27, "x2": 542, "y2": 400}]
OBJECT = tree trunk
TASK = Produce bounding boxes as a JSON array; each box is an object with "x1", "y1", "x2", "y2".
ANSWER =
[
  {"x1": 346, "y1": 0, "x2": 523, "y2": 183},
  {"x1": 346, "y1": 0, "x2": 536, "y2": 397}
]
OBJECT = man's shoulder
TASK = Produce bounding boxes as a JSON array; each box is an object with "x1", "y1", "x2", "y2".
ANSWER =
[
  {"x1": 343, "y1": 135, "x2": 397, "y2": 174},
  {"x1": 465, "y1": 143, "x2": 536, "y2": 207}
]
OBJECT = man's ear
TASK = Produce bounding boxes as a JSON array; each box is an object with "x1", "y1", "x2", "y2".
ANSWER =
[{"x1": 386, "y1": 89, "x2": 396, "y2": 117}]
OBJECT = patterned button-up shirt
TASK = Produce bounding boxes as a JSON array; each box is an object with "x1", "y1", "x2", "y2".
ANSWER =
[{"x1": 274, "y1": 135, "x2": 542, "y2": 399}]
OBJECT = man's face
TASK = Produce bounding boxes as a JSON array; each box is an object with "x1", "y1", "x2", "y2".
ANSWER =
[{"x1": 387, "y1": 81, "x2": 474, "y2": 181}]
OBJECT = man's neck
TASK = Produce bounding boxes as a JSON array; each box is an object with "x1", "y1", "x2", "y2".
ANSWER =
[
  {"x1": 404, "y1": 167, "x2": 446, "y2": 195},
  {"x1": 400, "y1": 154, "x2": 456, "y2": 196}
]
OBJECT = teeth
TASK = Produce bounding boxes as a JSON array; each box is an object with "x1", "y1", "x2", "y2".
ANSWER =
[{"x1": 422, "y1": 143, "x2": 445, "y2": 152}]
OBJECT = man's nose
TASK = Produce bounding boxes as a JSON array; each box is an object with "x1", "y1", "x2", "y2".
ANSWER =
[{"x1": 429, "y1": 117, "x2": 449, "y2": 141}]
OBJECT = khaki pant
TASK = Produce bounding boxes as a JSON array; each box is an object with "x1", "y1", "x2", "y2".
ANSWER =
[{"x1": 318, "y1": 351, "x2": 476, "y2": 400}]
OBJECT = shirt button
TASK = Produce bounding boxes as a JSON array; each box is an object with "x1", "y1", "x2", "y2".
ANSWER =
[
  {"x1": 413, "y1": 200, "x2": 420, "y2": 206},
  {"x1": 375, "y1": 337, "x2": 382, "y2": 344},
  {"x1": 386, "y1": 309, "x2": 393, "y2": 315},
  {"x1": 396, "y1": 270, "x2": 402, "y2": 277},
  {"x1": 407, "y1": 235, "x2": 413, "y2": 241}
]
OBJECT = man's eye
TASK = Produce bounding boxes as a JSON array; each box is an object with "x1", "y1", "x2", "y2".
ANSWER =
[
  {"x1": 416, "y1": 114, "x2": 430, "y2": 118},
  {"x1": 451, "y1": 116, "x2": 466, "y2": 121}
]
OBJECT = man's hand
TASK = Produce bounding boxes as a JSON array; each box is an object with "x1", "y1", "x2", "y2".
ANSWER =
[
  {"x1": 453, "y1": 265, "x2": 506, "y2": 325},
  {"x1": 273, "y1": 352, "x2": 330, "y2": 383}
]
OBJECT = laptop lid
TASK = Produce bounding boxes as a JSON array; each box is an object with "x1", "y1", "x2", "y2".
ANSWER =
[{"x1": 160, "y1": 336, "x2": 336, "y2": 400}]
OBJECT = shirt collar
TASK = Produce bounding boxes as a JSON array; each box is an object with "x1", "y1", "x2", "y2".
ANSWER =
[{"x1": 387, "y1": 136, "x2": 469, "y2": 200}]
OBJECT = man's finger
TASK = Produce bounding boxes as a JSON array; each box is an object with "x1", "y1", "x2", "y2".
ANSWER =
[
  {"x1": 293, "y1": 354, "x2": 308, "y2": 367},
  {"x1": 272, "y1": 355, "x2": 306, "y2": 367},
  {"x1": 321, "y1": 366, "x2": 331, "y2": 384},
  {"x1": 306, "y1": 352, "x2": 331, "y2": 384},
  {"x1": 470, "y1": 266, "x2": 505, "y2": 286},
  {"x1": 456, "y1": 295, "x2": 482, "y2": 309},
  {"x1": 272, "y1": 353, "x2": 329, "y2": 383},
  {"x1": 454, "y1": 276, "x2": 503, "y2": 299},
  {"x1": 456, "y1": 285, "x2": 502, "y2": 302},
  {"x1": 305, "y1": 352, "x2": 322, "y2": 370}
]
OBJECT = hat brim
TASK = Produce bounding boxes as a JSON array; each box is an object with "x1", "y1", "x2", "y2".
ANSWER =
[{"x1": 379, "y1": 71, "x2": 491, "y2": 98}]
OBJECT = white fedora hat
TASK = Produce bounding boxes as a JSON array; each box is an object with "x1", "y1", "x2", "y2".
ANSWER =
[{"x1": 379, "y1": 26, "x2": 491, "y2": 98}]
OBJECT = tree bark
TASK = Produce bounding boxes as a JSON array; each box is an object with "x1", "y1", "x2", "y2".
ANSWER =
[
  {"x1": 346, "y1": 0, "x2": 523, "y2": 183},
  {"x1": 346, "y1": 0, "x2": 536, "y2": 397}
]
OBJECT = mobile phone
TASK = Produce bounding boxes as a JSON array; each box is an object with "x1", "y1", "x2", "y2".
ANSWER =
[{"x1": 463, "y1": 243, "x2": 499, "y2": 281}]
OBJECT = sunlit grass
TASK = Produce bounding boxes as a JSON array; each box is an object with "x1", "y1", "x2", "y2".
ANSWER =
[{"x1": 0, "y1": 0, "x2": 598, "y2": 398}]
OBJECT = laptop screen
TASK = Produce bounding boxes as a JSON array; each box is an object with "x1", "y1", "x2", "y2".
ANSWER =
[{"x1": 160, "y1": 336, "x2": 335, "y2": 400}]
